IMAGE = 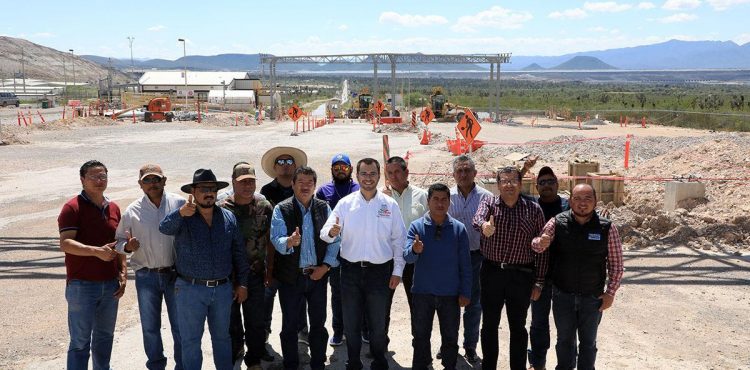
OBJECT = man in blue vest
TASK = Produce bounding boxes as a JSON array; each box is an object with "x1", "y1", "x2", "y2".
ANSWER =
[{"x1": 270, "y1": 166, "x2": 341, "y2": 370}]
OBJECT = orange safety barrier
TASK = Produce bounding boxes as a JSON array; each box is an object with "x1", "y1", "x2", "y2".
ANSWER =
[
  {"x1": 446, "y1": 139, "x2": 485, "y2": 155},
  {"x1": 37, "y1": 110, "x2": 46, "y2": 124},
  {"x1": 17, "y1": 111, "x2": 21, "y2": 126},
  {"x1": 624, "y1": 134, "x2": 632, "y2": 169}
]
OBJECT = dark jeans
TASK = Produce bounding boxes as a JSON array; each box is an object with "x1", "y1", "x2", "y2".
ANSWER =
[
  {"x1": 134, "y1": 268, "x2": 182, "y2": 370},
  {"x1": 264, "y1": 281, "x2": 308, "y2": 336},
  {"x1": 331, "y1": 265, "x2": 371, "y2": 339},
  {"x1": 480, "y1": 263, "x2": 534, "y2": 370},
  {"x1": 552, "y1": 286, "x2": 603, "y2": 370},
  {"x1": 340, "y1": 259, "x2": 393, "y2": 370},
  {"x1": 528, "y1": 279, "x2": 553, "y2": 368},
  {"x1": 277, "y1": 273, "x2": 329, "y2": 370},
  {"x1": 385, "y1": 262, "x2": 414, "y2": 347},
  {"x1": 462, "y1": 251, "x2": 483, "y2": 351},
  {"x1": 411, "y1": 294, "x2": 460, "y2": 370},
  {"x1": 230, "y1": 271, "x2": 266, "y2": 367}
]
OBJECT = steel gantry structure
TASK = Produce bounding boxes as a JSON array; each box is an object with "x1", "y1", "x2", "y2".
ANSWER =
[{"x1": 260, "y1": 53, "x2": 511, "y2": 120}]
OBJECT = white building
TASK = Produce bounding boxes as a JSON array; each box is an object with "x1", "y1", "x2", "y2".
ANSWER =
[{"x1": 138, "y1": 71, "x2": 253, "y2": 101}]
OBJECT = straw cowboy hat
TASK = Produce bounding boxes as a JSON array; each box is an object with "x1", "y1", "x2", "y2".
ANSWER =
[
  {"x1": 260, "y1": 147, "x2": 308, "y2": 178},
  {"x1": 180, "y1": 168, "x2": 229, "y2": 193}
]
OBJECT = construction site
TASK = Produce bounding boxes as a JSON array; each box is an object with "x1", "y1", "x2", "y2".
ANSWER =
[{"x1": 1, "y1": 42, "x2": 750, "y2": 369}]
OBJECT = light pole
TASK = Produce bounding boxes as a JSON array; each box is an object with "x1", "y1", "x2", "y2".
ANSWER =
[
  {"x1": 178, "y1": 38, "x2": 187, "y2": 109},
  {"x1": 127, "y1": 36, "x2": 135, "y2": 74},
  {"x1": 221, "y1": 80, "x2": 226, "y2": 110},
  {"x1": 69, "y1": 49, "x2": 75, "y2": 98},
  {"x1": 63, "y1": 55, "x2": 67, "y2": 98}
]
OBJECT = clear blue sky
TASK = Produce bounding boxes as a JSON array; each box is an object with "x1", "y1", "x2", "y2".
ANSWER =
[{"x1": 4, "y1": 0, "x2": 749, "y2": 59}]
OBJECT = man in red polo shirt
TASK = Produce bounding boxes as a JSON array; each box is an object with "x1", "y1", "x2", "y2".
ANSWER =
[{"x1": 58, "y1": 160, "x2": 126, "y2": 370}]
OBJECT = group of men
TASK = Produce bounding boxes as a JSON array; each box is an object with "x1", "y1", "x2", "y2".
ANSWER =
[{"x1": 58, "y1": 147, "x2": 623, "y2": 370}]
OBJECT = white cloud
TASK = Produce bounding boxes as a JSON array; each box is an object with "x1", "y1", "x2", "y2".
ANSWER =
[
  {"x1": 548, "y1": 8, "x2": 589, "y2": 19},
  {"x1": 733, "y1": 33, "x2": 750, "y2": 45},
  {"x1": 658, "y1": 12, "x2": 699, "y2": 22},
  {"x1": 338, "y1": 24, "x2": 349, "y2": 31},
  {"x1": 583, "y1": 2, "x2": 632, "y2": 12},
  {"x1": 147, "y1": 25, "x2": 166, "y2": 32},
  {"x1": 452, "y1": 6, "x2": 533, "y2": 32},
  {"x1": 638, "y1": 2, "x2": 657, "y2": 9},
  {"x1": 705, "y1": 0, "x2": 750, "y2": 10},
  {"x1": 662, "y1": 0, "x2": 702, "y2": 10},
  {"x1": 378, "y1": 11, "x2": 449, "y2": 27}
]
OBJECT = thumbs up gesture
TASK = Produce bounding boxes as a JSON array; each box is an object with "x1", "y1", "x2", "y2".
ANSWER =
[
  {"x1": 287, "y1": 226, "x2": 301, "y2": 248},
  {"x1": 124, "y1": 230, "x2": 140, "y2": 252},
  {"x1": 328, "y1": 217, "x2": 342, "y2": 238},
  {"x1": 412, "y1": 234, "x2": 424, "y2": 254},
  {"x1": 482, "y1": 216, "x2": 496, "y2": 237},
  {"x1": 180, "y1": 195, "x2": 196, "y2": 217}
]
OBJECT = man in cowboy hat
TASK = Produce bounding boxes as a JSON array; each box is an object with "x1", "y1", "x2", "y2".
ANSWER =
[
  {"x1": 259, "y1": 146, "x2": 310, "y2": 346},
  {"x1": 159, "y1": 168, "x2": 251, "y2": 370}
]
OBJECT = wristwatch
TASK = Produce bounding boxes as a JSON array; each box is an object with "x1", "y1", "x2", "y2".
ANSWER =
[{"x1": 534, "y1": 282, "x2": 544, "y2": 290}]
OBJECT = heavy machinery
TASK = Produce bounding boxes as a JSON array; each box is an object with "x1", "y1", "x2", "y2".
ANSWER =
[
  {"x1": 144, "y1": 97, "x2": 174, "y2": 122},
  {"x1": 429, "y1": 86, "x2": 473, "y2": 122},
  {"x1": 346, "y1": 88, "x2": 373, "y2": 119}
]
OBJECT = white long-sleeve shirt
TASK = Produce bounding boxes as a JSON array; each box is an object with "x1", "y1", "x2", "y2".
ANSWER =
[
  {"x1": 320, "y1": 190, "x2": 407, "y2": 276},
  {"x1": 115, "y1": 192, "x2": 186, "y2": 271}
]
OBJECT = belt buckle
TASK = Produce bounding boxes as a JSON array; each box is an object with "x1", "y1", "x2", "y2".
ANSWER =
[
  {"x1": 206, "y1": 280, "x2": 218, "y2": 287},
  {"x1": 302, "y1": 267, "x2": 314, "y2": 275},
  {"x1": 500, "y1": 262, "x2": 508, "y2": 269},
  {"x1": 359, "y1": 261, "x2": 367, "y2": 268}
]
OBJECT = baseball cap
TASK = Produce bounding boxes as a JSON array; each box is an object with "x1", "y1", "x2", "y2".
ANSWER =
[
  {"x1": 331, "y1": 153, "x2": 351, "y2": 166},
  {"x1": 139, "y1": 164, "x2": 164, "y2": 181},
  {"x1": 232, "y1": 164, "x2": 257, "y2": 181},
  {"x1": 537, "y1": 166, "x2": 557, "y2": 178}
]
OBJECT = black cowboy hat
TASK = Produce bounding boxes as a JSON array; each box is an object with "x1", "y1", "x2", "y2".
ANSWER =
[{"x1": 180, "y1": 168, "x2": 229, "y2": 193}]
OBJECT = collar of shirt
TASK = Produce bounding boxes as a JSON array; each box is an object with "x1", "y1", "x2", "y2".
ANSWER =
[
  {"x1": 423, "y1": 212, "x2": 453, "y2": 227},
  {"x1": 80, "y1": 190, "x2": 110, "y2": 209}
]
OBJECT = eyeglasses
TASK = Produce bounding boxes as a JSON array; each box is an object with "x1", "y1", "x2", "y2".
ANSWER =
[
  {"x1": 196, "y1": 186, "x2": 218, "y2": 193},
  {"x1": 434, "y1": 225, "x2": 442, "y2": 241},
  {"x1": 332, "y1": 164, "x2": 351, "y2": 171},
  {"x1": 85, "y1": 174, "x2": 108, "y2": 181},
  {"x1": 498, "y1": 179, "x2": 519, "y2": 186},
  {"x1": 141, "y1": 176, "x2": 163, "y2": 184},
  {"x1": 358, "y1": 171, "x2": 379, "y2": 178},
  {"x1": 537, "y1": 179, "x2": 557, "y2": 186},
  {"x1": 275, "y1": 158, "x2": 295, "y2": 166}
]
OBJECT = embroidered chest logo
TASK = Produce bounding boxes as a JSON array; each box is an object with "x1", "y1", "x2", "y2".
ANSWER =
[{"x1": 377, "y1": 204, "x2": 391, "y2": 218}]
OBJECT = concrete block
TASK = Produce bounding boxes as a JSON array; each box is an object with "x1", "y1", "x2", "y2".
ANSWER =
[{"x1": 664, "y1": 181, "x2": 706, "y2": 211}]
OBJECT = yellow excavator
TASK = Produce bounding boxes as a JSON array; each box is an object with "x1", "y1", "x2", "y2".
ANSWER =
[
  {"x1": 346, "y1": 88, "x2": 373, "y2": 119},
  {"x1": 429, "y1": 86, "x2": 473, "y2": 122}
]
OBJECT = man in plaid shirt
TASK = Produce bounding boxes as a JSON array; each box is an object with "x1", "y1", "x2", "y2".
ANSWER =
[
  {"x1": 531, "y1": 183, "x2": 623, "y2": 370},
  {"x1": 472, "y1": 166, "x2": 548, "y2": 370}
]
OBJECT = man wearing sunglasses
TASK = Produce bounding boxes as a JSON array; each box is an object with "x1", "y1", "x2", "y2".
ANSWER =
[
  {"x1": 114, "y1": 164, "x2": 186, "y2": 370},
  {"x1": 259, "y1": 147, "x2": 311, "y2": 348},
  {"x1": 404, "y1": 183, "x2": 472, "y2": 370},
  {"x1": 527, "y1": 166, "x2": 569, "y2": 370},
  {"x1": 314, "y1": 153, "x2": 360, "y2": 347},
  {"x1": 159, "y1": 168, "x2": 251, "y2": 370}
]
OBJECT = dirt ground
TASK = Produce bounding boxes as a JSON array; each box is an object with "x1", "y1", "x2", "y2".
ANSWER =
[{"x1": 1, "y1": 115, "x2": 748, "y2": 369}]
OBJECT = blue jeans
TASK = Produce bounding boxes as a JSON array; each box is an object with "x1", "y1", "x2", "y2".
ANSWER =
[
  {"x1": 340, "y1": 259, "x2": 393, "y2": 370},
  {"x1": 278, "y1": 273, "x2": 329, "y2": 370},
  {"x1": 65, "y1": 279, "x2": 120, "y2": 370},
  {"x1": 174, "y1": 278, "x2": 233, "y2": 370},
  {"x1": 552, "y1": 286, "x2": 603, "y2": 370},
  {"x1": 462, "y1": 251, "x2": 483, "y2": 351},
  {"x1": 411, "y1": 294, "x2": 460, "y2": 370},
  {"x1": 135, "y1": 268, "x2": 182, "y2": 370},
  {"x1": 230, "y1": 271, "x2": 266, "y2": 367},
  {"x1": 528, "y1": 280, "x2": 552, "y2": 368}
]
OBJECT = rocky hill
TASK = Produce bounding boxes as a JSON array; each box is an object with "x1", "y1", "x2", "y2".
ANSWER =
[{"x1": 0, "y1": 36, "x2": 131, "y2": 83}]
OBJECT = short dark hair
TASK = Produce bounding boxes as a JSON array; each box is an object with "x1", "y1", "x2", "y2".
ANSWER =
[
  {"x1": 452, "y1": 155, "x2": 476, "y2": 172},
  {"x1": 572, "y1": 183, "x2": 597, "y2": 201},
  {"x1": 293, "y1": 166, "x2": 317, "y2": 184},
  {"x1": 356, "y1": 158, "x2": 380, "y2": 174},
  {"x1": 386, "y1": 156, "x2": 407, "y2": 171},
  {"x1": 80, "y1": 160, "x2": 107, "y2": 177},
  {"x1": 496, "y1": 166, "x2": 522, "y2": 183},
  {"x1": 427, "y1": 183, "x2": 450, "y2": 200}
]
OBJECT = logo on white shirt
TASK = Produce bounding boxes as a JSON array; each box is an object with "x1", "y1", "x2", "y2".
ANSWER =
[{"x1": 377, "y1": 204, "x2": 391, "y2": 218}]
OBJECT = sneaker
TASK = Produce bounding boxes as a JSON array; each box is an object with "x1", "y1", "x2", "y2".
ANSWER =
[
  {"x1": 361, "y1": 333, "x2": 370, "y2": 344},
  {"x1": 329, "y1": 335, "x2": 344, "y2": 346},
  {"x1": 298, "y1": 331, "x2": 310, "y2": 345},
  {"x1": 465, "y1": 349, "x2": 480, "y2": 363}
]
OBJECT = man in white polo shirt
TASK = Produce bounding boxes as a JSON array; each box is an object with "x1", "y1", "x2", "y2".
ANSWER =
[{"x1": 321, "y1": 157, "x2": 406, "y2": 370}]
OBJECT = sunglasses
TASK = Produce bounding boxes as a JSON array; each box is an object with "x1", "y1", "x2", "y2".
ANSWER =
[
  {"x1": 142, "y1": 176, "x2": 163, "y2": 184},
  {"x1": 196, "y1": 186, "x2": 218, "y2": 193},
  {"x1": 537, "y1": 179, "x2": 558, "y2": 186},
  {"x1": 275, "y1": 158, "x2": 295, "y2": 166},
  {"x1": 85, "y1": 174, "x2": 108, "y2": 181},
  {"x1": 332, "y1": 164, "x2": 351, "y2": 171}
]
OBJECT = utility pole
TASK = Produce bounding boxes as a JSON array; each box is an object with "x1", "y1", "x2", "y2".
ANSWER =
[
  {"x1": 178, "y1": 38, "x2": 187, "y2": 109},
  {"x1": 127, "y1": 36, "x2": 135, "y2": 74},
  {"x1": 69, "y1": 49, "x2": 75, "y2": 97},
  {"x1": 63, "y1": 55, "x2": 67, "y2": 99},
  {"x1": 20, "y1": 47, "x2": 26, "y2": 93}
]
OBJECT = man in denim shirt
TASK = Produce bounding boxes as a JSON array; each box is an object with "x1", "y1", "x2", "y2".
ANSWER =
[{"x1": 159, "y1": 168, "x2": 250, "y2": 370}]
